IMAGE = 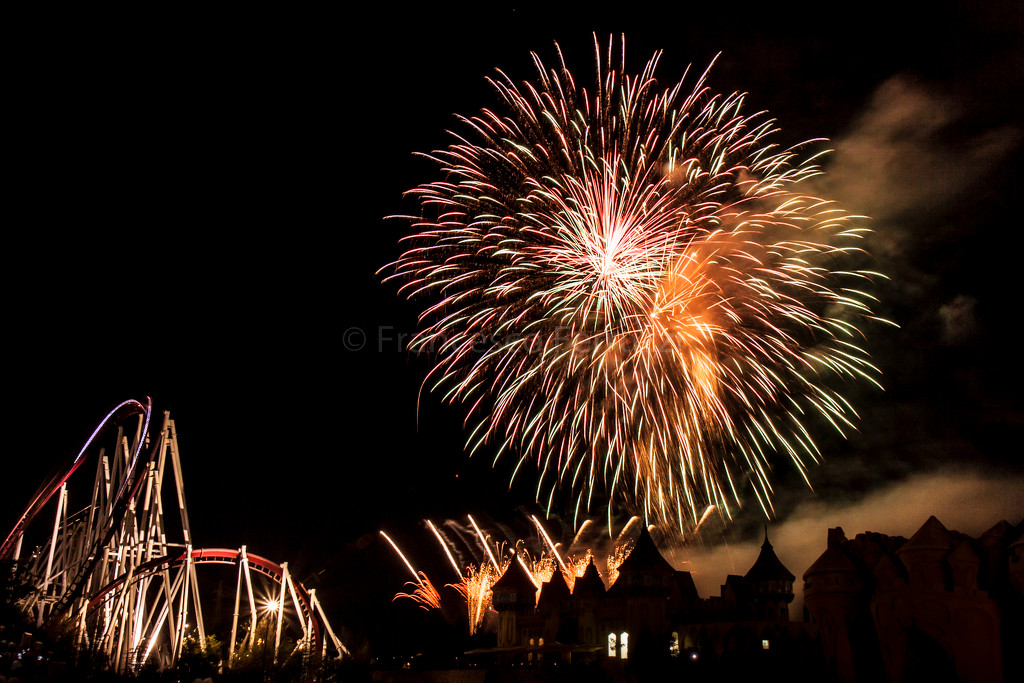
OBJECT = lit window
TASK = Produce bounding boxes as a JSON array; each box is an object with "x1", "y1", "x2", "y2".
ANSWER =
[
  {"x1": 762, "y1": 639, "x2": 770, "y2": 650},
  {"x1": 620, "y1": 632, "x2": 629, "y2": 659},
  {"x1": 669, "y1": 631, "x2": 679, "y2": 657},
  {"x1": 607, "y1": 633, "x2": 617, "y2": 657}
]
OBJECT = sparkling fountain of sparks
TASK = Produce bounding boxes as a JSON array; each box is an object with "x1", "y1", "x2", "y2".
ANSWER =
[
  {"x1": 383, "y1": 35, "x2": 889, "y2": 537},
  {"x1": 384, "y1": 516, "x2": 621, "y2": 634},
  {"x1": 449, "y1": 561, "x2": 503, "y2": 635}
]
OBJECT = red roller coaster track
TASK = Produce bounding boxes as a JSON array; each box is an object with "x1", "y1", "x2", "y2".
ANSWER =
[{"x1": 86, "y1": 547, "x2": 324, "y2": 652}]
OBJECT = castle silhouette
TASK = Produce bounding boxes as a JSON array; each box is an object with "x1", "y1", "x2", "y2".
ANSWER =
[{"x1": 465, "y1": 516, "x2": 1023, "y2": 682}]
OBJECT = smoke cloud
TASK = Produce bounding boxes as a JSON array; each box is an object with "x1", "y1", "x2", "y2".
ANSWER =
[
  {"x1": 822, "y1": 75, "x2": 1019, "y2": 233},
  {"x1": 682, "y1": 467, "x2": 1024, "y2": 617}
]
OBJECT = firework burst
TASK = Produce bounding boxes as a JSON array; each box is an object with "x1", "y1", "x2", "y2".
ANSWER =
[
  {"x1": 384, "y1": 36, "x2": 886, "y2": 534},
  {"x1": 384, "y1": 516, "x2": 614, "y2": 635},
  {"x1": 394, "y1": 571, "x2": 442, "y2": 611}
]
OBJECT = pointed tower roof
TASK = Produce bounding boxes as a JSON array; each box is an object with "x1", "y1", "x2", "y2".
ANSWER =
[
  {"x1": 804, "y1": 544, "x2": 859, "y2": 577},
  {"x1": 745, "y1": 527, "x2": 795, "y2": 582},
  {"x1": 609, "y1": 525, "x2": 676, "y2": 596},
  {"x1": 614, "y1": 525, "x2": 675, "y2": 576},
  {"x1": 949, "y1": 539, "x2": 980, "y2": 563},
  {"x1": 804, "y1": 526, "x2": 860, "y2": 579},
  {"x1": 981, "y1": 520, "x2": 1012, "y2": 543},
  {"x1": 537, "y1": 568, "x2": 571, "y2": 611},
  {"x1": 898, "y1": 516, "x2": 954, "y2": 555},
  {"x1": 491, "y1": 551, "x2": 539, "y2": 607},
  {"x1": 572, "y1": 557, "x2": 607, "y2": 597}
]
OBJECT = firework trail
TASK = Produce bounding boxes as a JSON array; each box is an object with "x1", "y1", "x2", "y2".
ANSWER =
[
  {"x1": 427, "y1": 519, "x2": 463, "y2": 579},
  {"x1": 380, "y1": 530, "x2": 443, "y2": 610},
  {"x1": 384, "y1": 35, "x2": 886, "y2": 535},
  {"x1": 384, "y1": 515, "x2": 612, "y2": 634}
]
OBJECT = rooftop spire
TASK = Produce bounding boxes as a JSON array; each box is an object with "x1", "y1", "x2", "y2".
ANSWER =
[{"x1": 746, "y1": 527, "x2": 795, "y2": 583}]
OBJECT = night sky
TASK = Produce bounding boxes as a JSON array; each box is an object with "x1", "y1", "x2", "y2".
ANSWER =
[{"x1": 6, "y1": 3, "x2": 1024, "y2": 653}]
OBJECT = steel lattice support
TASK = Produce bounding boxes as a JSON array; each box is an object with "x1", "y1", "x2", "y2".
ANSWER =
[{"x1": 2, "y1": 401, "x2": 348, "y2": 674}]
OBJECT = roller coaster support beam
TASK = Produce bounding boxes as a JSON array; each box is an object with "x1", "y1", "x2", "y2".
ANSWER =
[{"x1": 273, "y1": 561, "x2": 288, "y2": 664}]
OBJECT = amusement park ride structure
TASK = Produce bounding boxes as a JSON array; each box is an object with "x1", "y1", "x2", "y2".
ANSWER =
[{"x1": 0, "y1": 398, "x2": 347, "y2": 674}]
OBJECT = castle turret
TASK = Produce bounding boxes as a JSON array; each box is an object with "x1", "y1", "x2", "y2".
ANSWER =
[
  {"x1": 607, "y1": 526, "x2": 675, "y2": 660},
  {"x1": 490, "y1": 552, "x2": 539, "y2": 648},
  {"x1": 571, "y1": 558, "x2": 606, "y2": 649},
  {"x1": 537, "y1": 568, "x2": 571, "y2": 644},
  {"x1": 895, "y1": 515, "x2": 953, "y2": 590},
  {"x1": 806, "y1": 518, "x2": 1010, "y2": 683},
  {"x1": 803, "y1": 527, "x2": 873, "y2": 683},
  {"x1": 612, "y1": 525, "x2": 675, "y2": 595},
  {"x1": 876, "y1": 517, "x2": 1002, "y2": 683},
  {"x1": 744, "y1": 527, "x2": 795, "y2": 621}
]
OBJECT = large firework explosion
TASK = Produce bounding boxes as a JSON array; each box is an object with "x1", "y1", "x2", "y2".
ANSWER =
[{"x1": 384, "y1": 36, "x2": 885, "y2": 535}]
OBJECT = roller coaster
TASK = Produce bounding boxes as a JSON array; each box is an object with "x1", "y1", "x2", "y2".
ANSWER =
[{"x1": 1, "y1": 398, "x2": 347, "y2": 674}]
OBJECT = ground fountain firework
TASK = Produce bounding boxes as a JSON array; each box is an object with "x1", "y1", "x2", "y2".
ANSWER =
[
  {"x1": 383, "y1": 515, "x2": 635, "y2": 636},
  {"x1": 383, "y1": 35, "x2": 887, "y2": 535}
]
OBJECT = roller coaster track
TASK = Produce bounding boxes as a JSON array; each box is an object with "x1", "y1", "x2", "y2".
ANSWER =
[
  {"x1": 1, "y1": 398, "x2": 153, "y2": 622},
  {"x1": 84, "y1": 547, "x2": 345, "y2": 665},
  {"x1": 1, "y1": 399, "x2": 346, "y2": 674},
  {"x1": 0, "y1": 398, "x2": 152, "y2": 562}
]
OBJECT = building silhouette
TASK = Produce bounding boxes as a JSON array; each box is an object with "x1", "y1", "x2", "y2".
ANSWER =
[
  {"x1": 479, "y1": 525, "x2": 820, "y2": 679},
  {"x1": 457, "y1": 516, "x2": 1024, "y2": 681},
  {"x1": 803, "y1": 516, "x2": 1024, "y2": 683}
]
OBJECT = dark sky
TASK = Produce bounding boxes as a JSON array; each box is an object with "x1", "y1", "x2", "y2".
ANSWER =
[{"x1": 5, "y1": 3, "x2": 1023, "y2": 650}]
